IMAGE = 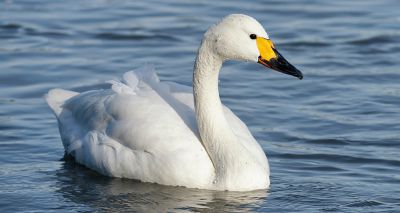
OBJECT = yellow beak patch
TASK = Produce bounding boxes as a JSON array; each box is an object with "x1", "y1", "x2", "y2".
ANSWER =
[{"x1": 256, "y1": 37, "x2": 277, "y2": 61}]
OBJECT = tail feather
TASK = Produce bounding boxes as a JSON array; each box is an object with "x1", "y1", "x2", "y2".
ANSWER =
[{"x1": 44, "y1": 88, "x2": 79, "y2": 116}]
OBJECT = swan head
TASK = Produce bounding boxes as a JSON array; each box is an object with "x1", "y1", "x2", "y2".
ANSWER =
[{"x1": 204, "y1": 14, "x2": 303, "y2": 79}]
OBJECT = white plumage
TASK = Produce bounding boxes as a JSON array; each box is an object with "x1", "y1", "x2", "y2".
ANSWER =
[{"x1": 44, "y1": 14, "x2": 302, "y2": 191}]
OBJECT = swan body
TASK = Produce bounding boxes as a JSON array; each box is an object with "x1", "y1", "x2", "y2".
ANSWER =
[{"x1": 46, "y1": 14, "x2": 302, "y2": 191}]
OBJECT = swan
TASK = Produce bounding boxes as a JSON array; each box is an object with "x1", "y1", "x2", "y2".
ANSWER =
[{"x1": 45, "y1": 14, "x2": 303, "y2": 191}]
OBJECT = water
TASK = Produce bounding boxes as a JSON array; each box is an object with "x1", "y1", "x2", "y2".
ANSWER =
[{"x1": 1, "y1": 0, "x2": 400, "y2": 212}]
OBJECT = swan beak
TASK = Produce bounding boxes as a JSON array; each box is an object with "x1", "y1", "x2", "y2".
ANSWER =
[{"x1": 256, "y1": 38, "x2": 303, "y2": 79}]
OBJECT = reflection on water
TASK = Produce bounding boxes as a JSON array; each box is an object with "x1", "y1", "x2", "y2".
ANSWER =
[{"x1": 56, "y1": 159, "x2": 268, "y2": 212}]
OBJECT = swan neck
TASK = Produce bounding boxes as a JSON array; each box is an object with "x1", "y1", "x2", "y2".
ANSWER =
[
  {"x1": 193, "y1": 41, "x2": 223, "y2": 111},
  {"x1": 193, "y1": 39, "x2": 243, "y2": 187}
]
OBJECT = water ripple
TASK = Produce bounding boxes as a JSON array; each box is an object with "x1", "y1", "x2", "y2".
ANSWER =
[
  {"x1": 0, "y1": 22, "x2": 71, "y2": 38},
  {"x1": 346, "y1": 34, "x2": 400, "y2": 46},
  {"x1": 94, "y1": 32, "x2": 181, "y2": 42},
  {"x1": 346, "y1": 200, "x2": 383, "y2": 207},
  {"x1": 278, "y1": 152, "x2": 400, "y2": 167},
  {"x1": 280, "y1": 40, "x2": 332, "y2": 48}
]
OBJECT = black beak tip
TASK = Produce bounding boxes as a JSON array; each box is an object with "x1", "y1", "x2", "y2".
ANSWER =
[
  {"x1": 281, "y1": 61, "x2": 303, "y2": 80},
  {"x1": 280, "y1": 63, "x2": 303, "y2": 80},
  {"x1": 298, "y1": 74, "x2": 303, "y2": 80},
  {"x1": 258, "y1": 54, "x2": 304, "y2": 80},
  {"x1": 296, "y1": 70, "x2": 303, "y2": 80}
]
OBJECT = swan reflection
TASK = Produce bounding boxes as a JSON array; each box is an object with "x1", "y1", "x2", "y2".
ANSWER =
[{"x1": 55, "y1": 159, "x2": 268, "y2": 212}]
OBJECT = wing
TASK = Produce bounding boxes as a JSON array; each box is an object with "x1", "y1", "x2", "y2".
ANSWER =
[{"x1": 45, "y1": 66, "x2": 214, "y2": 187}]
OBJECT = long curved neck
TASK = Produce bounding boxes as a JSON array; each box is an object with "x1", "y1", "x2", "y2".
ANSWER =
[{"x1": 193, "y1": 39, "x2": 247, "y2": 187}]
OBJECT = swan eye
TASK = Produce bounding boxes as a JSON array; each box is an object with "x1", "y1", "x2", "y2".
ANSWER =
[{"x1": 249, "y1": 34, "x2": 257, "y2": 40}]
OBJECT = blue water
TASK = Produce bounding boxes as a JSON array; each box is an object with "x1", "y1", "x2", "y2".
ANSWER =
[{"x1": 1, "y1": 0, "x2": 400, "y2": 212}]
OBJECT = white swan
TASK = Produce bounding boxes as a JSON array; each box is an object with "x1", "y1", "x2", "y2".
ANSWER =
[{"x1": 45, "y1": 14, "x2": 302, "y2": 191}]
